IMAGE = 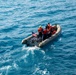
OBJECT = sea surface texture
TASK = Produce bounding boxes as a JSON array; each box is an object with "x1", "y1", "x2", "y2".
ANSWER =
[{"x1": 0, "y1": 0, "x2": 76, "y2": 75}]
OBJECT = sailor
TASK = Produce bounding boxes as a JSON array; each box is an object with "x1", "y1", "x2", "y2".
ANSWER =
[
  {"x1": 53, "y1": 24, "x2": 57, "y2": 31},
  {"x1": 46, "y1": 23, "x2": 52, "y2": 37},
  {"x1": 43, "y1": 28, "x2": 48, "y2": 40},
  {"x1": 38, "y1": 26, "x2": 43, "y2": 38},
  {"x1": 51, "y1": 24, "x2": 57, "y2": 35},
  {"x1": 47, "y1": 28, "x2": 52, "y2": 37},
  {"x1": 46, "y1": 23, "x2": 52, "y2": 30}
]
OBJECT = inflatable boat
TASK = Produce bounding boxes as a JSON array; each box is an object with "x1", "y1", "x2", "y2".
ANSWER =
[{"x1": 22, "y1": 25, "x2": 61, "y2": 47}]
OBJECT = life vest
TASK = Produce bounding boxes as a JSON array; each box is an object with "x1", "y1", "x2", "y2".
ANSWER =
[
  {"x1": 43, "y1": 29, "x2": 47, "y2": 34},
  {"x1": 51, "y1": 26, "x2": 54, "y2": 32},
  {"x1": 53, "y1": 26, "x2": 57, "y2": 31},
  {"x1": 38, "y1": 27, "x2": 43, "y2": 32},
  {"x1": 47, "y1": 28, "x2": 50, "y2": 34},
  {"x1": 47, "y1": 25, "x2": 52, "y2": 31},
  {"x1": 52, "y1": 30, "x2": 56, "y2": 35}
]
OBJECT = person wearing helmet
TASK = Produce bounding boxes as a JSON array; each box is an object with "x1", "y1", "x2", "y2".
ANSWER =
[{"x1": 38, "y1": 26, "x2": 43, "y2": 38}]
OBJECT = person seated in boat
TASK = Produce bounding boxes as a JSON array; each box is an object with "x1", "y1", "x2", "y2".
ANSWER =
[
  {"x1": 46, "y1": 28, "x2": 52, "y2": 38},
  {"x1": 38, "y1": 25, "x2": 43, "y2": 38},
  {"x1": 54, "y1": 24, "x2": 57, "y2": 31},
  {"x1": 46, "y1": 23, "x2": 52, "y2": 30},
  {"x1": 46, "y1": 23, "x2": 52, "y2": 37},
  {"x1": 42, "y1": 28, "x2": 48, "y2": 40},
  {"x1": 51, "y1": 24, "x2": 57, "y2": 35},
  {"x1": 46, "y1": 23, "x2": 52, "y2": 32}
]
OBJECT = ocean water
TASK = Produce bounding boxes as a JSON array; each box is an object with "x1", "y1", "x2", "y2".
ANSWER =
[{"x1": 0, "y1": 0, "x2": 76, "y2": 75}]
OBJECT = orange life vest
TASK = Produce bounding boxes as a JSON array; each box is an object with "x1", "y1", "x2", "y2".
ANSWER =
[
  {"x1": 52, "y1": 30, "x2": 56, "y2": 35},
  {"x1": 38, "y1": 27, "x2": 43, "y2": 32},
  {"x1": 47, "y1": 28, "x2": 50, "y2": 34},
  {"x1": 47, "y1": 25, "x2": 52, "y2": 31},
  {"x1": 43, "y1": 29, "x2": 47, "y2": 34}
]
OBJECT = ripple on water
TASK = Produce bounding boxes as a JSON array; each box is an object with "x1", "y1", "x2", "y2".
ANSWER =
[{"x1": 0, "y1": 0, "x2": 76, "y2": 75}]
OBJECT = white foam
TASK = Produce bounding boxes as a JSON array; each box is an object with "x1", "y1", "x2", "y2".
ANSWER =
[
  {"x1": 27, "y1": 46, "x2": 39, "y2": 51},
  {"x1": 40, "y1": 50, "x2": 45, "y2": 55},
  {"x1": 59, "y1": 37, "x2": 62, "y2": 41},
  {"x1": 13, "y1": 62, "x2": 18, "y2": 70},
  {"x1": 22, "y1": 45, "x2": 40, "y2": 51},
  {"x1": 43, "y1": 70, "x2": 46, "y2": 74},
  {"x1": 0, "y1": 66, "x2": 11, "y2": 71},
  {"x1": 33, "y1": 67, "x2": 40, "y2": 74},
  {"x1": 43, "y1": 56, "x2": 52, "y2": 60},
  {"x1": 21, "y1": 53, "x2": 29, "y2": 59},
  {"x1": 0, "y1": 59, "x2": 11, "y2": 64},
  {"x1": 33, "y1": 68, "x2": 50, "y2": 75},
  {"x1": 41, "y1": 69, "x2": 50, "y2": 75},
  {"x1": 0, "y1": 65, "x2": 11, "y2": 75}
]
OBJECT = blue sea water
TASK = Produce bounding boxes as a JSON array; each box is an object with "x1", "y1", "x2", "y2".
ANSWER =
[{"x1": 0, "y1": 0, "x2": 76, "y2": 75}]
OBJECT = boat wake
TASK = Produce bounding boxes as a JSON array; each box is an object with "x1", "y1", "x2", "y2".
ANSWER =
[
  {"x1": 22, "y1": 45, "x2": 45, "y2": 54},
  {"x1": 22, "y1": 45, "x2": 40, "y2": 51}
]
